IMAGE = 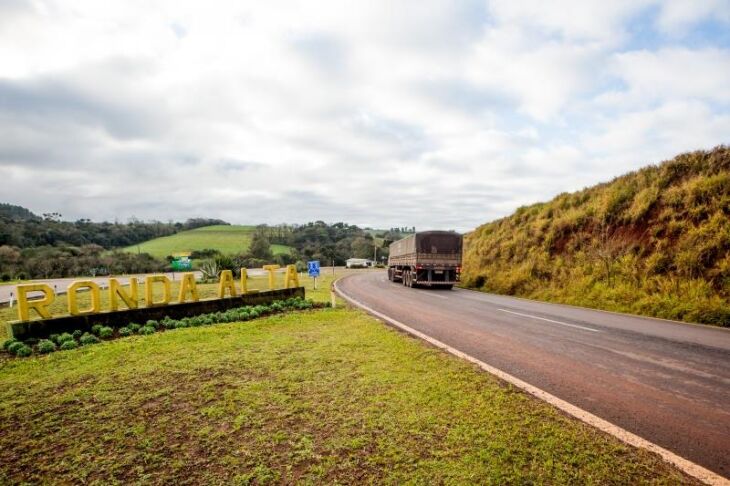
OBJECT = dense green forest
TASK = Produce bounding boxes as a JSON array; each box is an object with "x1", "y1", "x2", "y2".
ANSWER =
[
  {"x1": 0, "y1": 205, "x2": 228, "y2": 279},
  {"x1": 205, "y1": 223, "x2": 412, "y2": 276},
  {"x1": 262, "y1": 222, "x2": 410, "y2": 264},
  {"x1": 0, "y1": 203, "x2": 411, "y2": 279},
  {"x1": 0, "y1": 204, "x2": 227, "y2": 248},
  {"x1": 463, "y1": 146, "x2": 730, "y2": 326}
]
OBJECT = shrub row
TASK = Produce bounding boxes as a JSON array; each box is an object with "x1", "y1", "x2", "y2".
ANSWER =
[{"x1": 2, "y1": 297, "x2": 324, "y2": 358}]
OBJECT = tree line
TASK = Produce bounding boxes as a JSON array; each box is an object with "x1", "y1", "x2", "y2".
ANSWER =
[
  {"x1": 0, "y1": 204, "x2": 228, "y2": 279},
  {"x1": 0, "y1": 203, "x2": 416, "y2": 280},
  {"x1": 0, "y1": 204, "x2": 228, "y2": 248}
]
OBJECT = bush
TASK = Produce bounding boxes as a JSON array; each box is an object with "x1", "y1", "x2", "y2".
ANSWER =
[
  {"x1": 138, "y1": 326, "x2": 155, "y2": 335},
  {"x1": 37, "y1": 339, "x2": 57, "y2": 354},
  {"x1": 15, "y1": 345, "x2": 32, "y2": 357},
  {"x1": 162, "y1": 319, "x2": 178, "y2": 329},
  {"x1": 72, "y1": 329, "x2": 83, "y2": 339},
  {"x1": 60, "y1": 340, "x2": 78, "y2": 351},
  {"x1": 3, "y1": 338, "x2": 19, "y2": 350},
  {"x1": 91, "y1": 324, "x2": 103, "y2": 335},
  {"x1": 118, "y1": 327, "x2": 132, "y2": 337},
  {"x1": 0, "y1": 273, "x2": 10, "y2": 282},
  {"x1": 7, "y1": 341, "x2": 25, "y2": 354},
  {"x1": 57, "y1": 333, "x2": 75, "y2": 344},
  {"x1": 128, "y1": 323, "x2": 141, "y2": 333},
  {"x1": 98, "y1": 326, "x2": 114, "y2": 339},
  {"x1": 48, "y1": 334, "x2": 59, "y2": 345},
  {"x1": 79, "y1": 333, "x2": 100, "y2": 345},
  {"x1": 146, "y1": 320, "x2": 160, "y2": 329}
]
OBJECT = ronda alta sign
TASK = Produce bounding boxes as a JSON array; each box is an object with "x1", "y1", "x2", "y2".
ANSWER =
[{"x1": 14, "y1": 264, "x2": 300, "y2": 322}]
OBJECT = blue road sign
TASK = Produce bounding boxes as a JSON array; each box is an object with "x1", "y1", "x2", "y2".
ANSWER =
[{"x1": 307, "y1": 260, "x2": 320, "y2": 277}]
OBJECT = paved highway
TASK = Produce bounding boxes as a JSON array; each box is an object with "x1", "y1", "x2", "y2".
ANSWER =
[{"x1": 337, "y1": 271, "x2": 730, "y2": 479}]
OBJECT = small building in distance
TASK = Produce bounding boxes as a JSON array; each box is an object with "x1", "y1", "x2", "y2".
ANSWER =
[
  {"x1": 346, "y1": 258, "x2": 373, "y2": 268},
  {"x1": 171, "y1": 252, "x2": 193, "y2": 271}
]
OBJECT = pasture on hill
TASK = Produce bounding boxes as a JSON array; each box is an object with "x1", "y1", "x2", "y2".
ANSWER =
[
  {"x1": 123, "y1": 225, "x2": 292, "y2": 259},
  {"x1": 0, "y1": 269, "x2": 694, "y2": 484}
]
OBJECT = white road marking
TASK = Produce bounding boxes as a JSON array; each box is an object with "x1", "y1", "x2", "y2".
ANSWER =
[
  {"x1": 334, "y1": 276, "x2": 726, "y2": 486},
  {"x1": 498, "y1": 308, "x2": 602, "y2": 333}
]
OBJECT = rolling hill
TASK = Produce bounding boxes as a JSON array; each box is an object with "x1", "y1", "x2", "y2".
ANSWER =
[
  {"x1": 462, "y1": 146, "x2": 730, "y2": 326},
  {"x1": 123, "y1": 225, "x2": 292, "y2": 259}
]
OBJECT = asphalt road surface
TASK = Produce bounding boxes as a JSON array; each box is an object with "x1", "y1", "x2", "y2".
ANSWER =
[{"x1": 337, "y1": 271, "x2": 730, "y2": 479}]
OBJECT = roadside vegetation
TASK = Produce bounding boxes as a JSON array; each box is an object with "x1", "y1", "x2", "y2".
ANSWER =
[
  {"x1": 0, "y1": 296, "x2": 694, "y2": 484},
  {"x1": 463, "y1": 146, "x2": 730, "y2": 326},
  {"x1": 2, "y1": 297, "x2": 322, "y2": 358},
  {"x1": 0, "y1": 276, "x2": 297, "y2": 337}
]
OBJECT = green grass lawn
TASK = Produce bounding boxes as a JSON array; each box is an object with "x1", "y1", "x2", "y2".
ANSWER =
[
  {"x1": 0, "y1": 306, "x2": 693, "y2": 484},
  {"x1": 123, "y1": 225, "x2": 292, "y2": 259}
]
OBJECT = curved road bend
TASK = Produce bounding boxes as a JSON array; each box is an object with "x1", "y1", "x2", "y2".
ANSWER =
[{"x1": 337, "y1": 271, "x2": 730, "y2": 479}]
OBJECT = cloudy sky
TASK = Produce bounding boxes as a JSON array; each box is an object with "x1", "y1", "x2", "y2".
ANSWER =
[{"x1": 1, "y1": 1, "x2": 729, "y2": 231}]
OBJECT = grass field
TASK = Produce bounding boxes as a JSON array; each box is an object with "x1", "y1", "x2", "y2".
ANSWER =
[
  {"x1": 123, "y1": 225, "x2": 292, "y2": 259},
  {"x1": 0, "y1": 312, "x2": 692, "y2": 483}
]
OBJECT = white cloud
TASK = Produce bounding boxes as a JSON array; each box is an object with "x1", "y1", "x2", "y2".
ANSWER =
[
  {"x1": 0, "y1": 1, "x2": 728, "y2": 231},
  {"x1": 602, "y1": 48, "x2": 730, "y2": 107},
  {"x1": 655, "y1": 0, "x2": 730, "y2": 32}
]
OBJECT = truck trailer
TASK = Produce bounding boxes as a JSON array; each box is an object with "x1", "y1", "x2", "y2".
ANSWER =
[{"x1": 387, "y1": 231, "x2": 463, "y2": 289}]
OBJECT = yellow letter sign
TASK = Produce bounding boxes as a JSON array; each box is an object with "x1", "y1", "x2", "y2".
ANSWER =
[
  {"x1": 262, "y1": 264, "x2": 280, "y2": 290},
  {"x1": 218, "y1": 270, "x2": 238, "y2": 298},
  {"x1": 109, "y1": 278, "x2": 138, "y2": 311},
  {"x1": 145, "y1": 275, "x2": 171, "y2": 306},
  {"x1": 67, "y1": 281, "x2": 101, "y2": 316},
  {"x1": 284, "y1": 264, "x2": 299, "y2": 288},
  {"x1": 16, "y1": 284, "x2": 55, "y2": 321},
  {"x1": 177, "y1": 272, "x2": 199, "y2": 302}
]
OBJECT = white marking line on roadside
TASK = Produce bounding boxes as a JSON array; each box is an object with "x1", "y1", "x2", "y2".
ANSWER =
[
  {"x1": 334, "y1": 277, "x2": 728, "y2": 486},
  {"x1": 498, "y1": 308, "x2": 602, "y2": 333}
]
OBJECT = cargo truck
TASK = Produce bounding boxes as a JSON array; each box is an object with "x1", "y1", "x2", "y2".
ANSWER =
[{"x1": 387, "y1": 231, "x2": 462, "y2": 289}]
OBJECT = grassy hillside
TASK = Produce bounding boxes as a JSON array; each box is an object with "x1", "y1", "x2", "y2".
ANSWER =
[
  {"x1": 123, "y1": 225, "x2": 292, "y2": 259},
  {"x1": 463, "y1": 146, "x2": 730, "y2": 326}
]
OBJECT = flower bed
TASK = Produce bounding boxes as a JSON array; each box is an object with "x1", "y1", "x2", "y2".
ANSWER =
[{"x1": 2, "y1": 297, "x2": 325, "y2": 358}]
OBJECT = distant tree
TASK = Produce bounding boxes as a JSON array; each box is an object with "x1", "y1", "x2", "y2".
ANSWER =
[
  {"x1": 351, "y1": 236, "x2": 373, "y2": 259},
  {"x1": 249, "y1": 232, "x2": 273, "y2": 260}
]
